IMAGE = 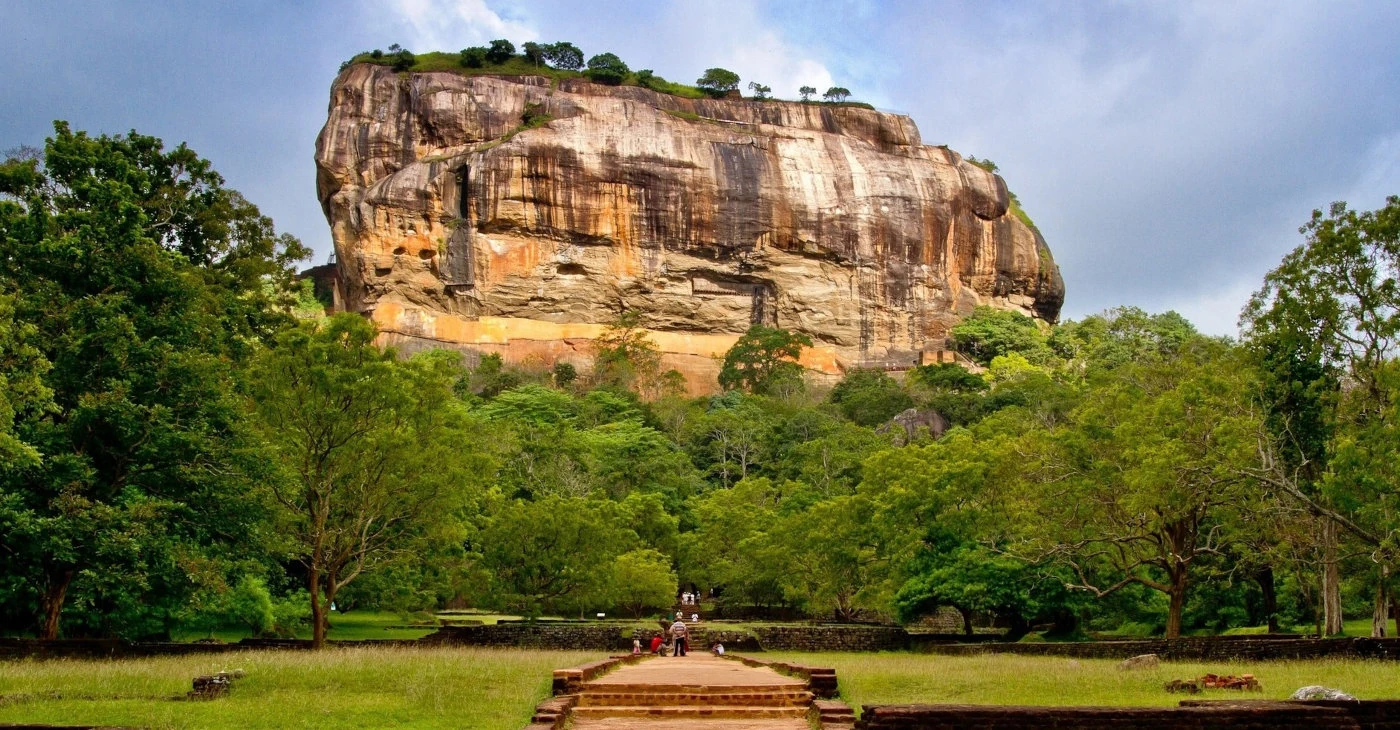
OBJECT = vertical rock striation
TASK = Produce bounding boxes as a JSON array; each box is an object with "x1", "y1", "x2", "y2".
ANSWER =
[{"x1": 315, "y1": 64, "x2": 1064, "y2": 390}]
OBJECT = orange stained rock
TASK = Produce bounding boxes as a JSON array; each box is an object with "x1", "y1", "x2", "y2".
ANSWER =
[{"x1": 370, "y1": 305, "x2": 848, "y2": 385}]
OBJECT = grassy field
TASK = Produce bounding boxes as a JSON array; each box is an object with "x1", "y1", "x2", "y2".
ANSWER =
[
  {"x1": 760, "y1": 652, "x2": 1400, "y2": 710},
  {"x1": 0, "y1": 646, "x2": 601, "y2": 729}
]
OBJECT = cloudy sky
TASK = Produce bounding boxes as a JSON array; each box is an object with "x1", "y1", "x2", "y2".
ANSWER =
[{"x1": 4, "y1": 0, "x2": 1397, "y2": 335}]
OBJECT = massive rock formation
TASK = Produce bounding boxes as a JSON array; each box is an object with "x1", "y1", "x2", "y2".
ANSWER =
[{"x1": 315, "y1": 64, "x2": 1063, "y2": 391}]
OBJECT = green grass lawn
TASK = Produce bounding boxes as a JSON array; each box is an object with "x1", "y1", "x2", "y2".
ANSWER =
[
  {"x1": 0, "y1": 646, "x2": 602, "y2": 729},
  {"x1": 759, "y1": 652, "x2": 1400, "y2": 710}
]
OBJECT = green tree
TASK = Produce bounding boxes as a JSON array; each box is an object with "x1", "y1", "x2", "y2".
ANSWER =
[
  {"x1": 1050, "y1": 307, "x2": 1197, "y2": 377},
  {"x1": 0, "y1": 292, "x2": 50, "y2": 467},
  {"x1": 521, "y1": 41, "x2": 545, "y2": 66},
  {"x1": 612, "y1": 548, "x2": 678, "y2": 618},
  {"x1": 1015, "y1": 342, "x2": 1259, "y2": 637},
  {"x1": 747, "y1": 81, "x2": 771, "y2": 99},
  {"x1": 679, "y1": 477, "x2": 785, "y2": 606},
  {"x1": 586, "y1": 53, "x2": 630, "y2": 85},
  {"x1": 718, "y1": 325, "x2": 812, "y2": 395},
  {"x1": 552, "y1": 361, "x2": 578, "y2": 387},
  {"x1": 459, "y1": 46, "x2": 488, "y2": 68},
  {"x1": 828, "y1": 369, "x2": 914, "y2": 427},
  {"x1": 798, "y1": 85, "x2": 817, "y2": 102},
  {"x1": 593, "y1": 310, "x2": 662, "y2": 394},
  {"x1": 463, "y1": 352, "x2": 522, "y2": 398},
  {"x1": 543, "y1": 42, "x2": 585, "y2": 71},
  {"x1": 907, "y1": 363, "x2": 989, "y2": 426},
  {"x1": 952, "y1": 305, "x2": 1052, "y2": 366},
  {"x1": 474, "y1": 496, "x2": 628, "y2": 616},
  {"x1": 687, "y1": 396, "x2": 775, "y2": 487},
  {"x1": 697, "y1": 68, "x2": 741, "y2": 97},
  {"x1": 485, "y1": 39, "x2": 515, "y2": 64},
  {"x1": 764, "y1": 495, "x2": 885, "y2": 620},
  {"x1": 861, "y1": 414, "x2": 1084, "y2": 638},
  {"x1": 0, "y1": 123, "x2": 306, "y2": 639},
  {"x1": 822, "y1": 87, "x2": 851, "y2": 103},
  {"x1": 390, "y1": 47, "x2": 415, "y2": 71},
  {"x1": 1242, "y1": 196, "x2": 1400, "y2": 635},
  {"x1": 246, "y1": 314, "x2": 492, "y2": 647}
]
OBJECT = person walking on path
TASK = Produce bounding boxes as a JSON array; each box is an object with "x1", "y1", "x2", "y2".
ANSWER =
[{"x1": 669, "y1": 618, "x2": 689, "y2": 657}]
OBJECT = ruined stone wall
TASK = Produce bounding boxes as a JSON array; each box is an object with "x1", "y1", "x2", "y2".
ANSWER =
[
  {"x1": 855, "y1": 701, "x2": 1400, "y2": 730},
  {"x1": 918, "y1": 636, "x2": 1400, "y2": 661}
]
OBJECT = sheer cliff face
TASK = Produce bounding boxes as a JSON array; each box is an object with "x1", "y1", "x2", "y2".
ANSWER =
[{"x1": 315, "y1": 64, "x2": 1064, "y2": 389}]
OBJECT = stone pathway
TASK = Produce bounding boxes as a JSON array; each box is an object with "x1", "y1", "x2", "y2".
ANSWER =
[{"x1": 567, "y1": 654, "x2": 812, "y2": 729}]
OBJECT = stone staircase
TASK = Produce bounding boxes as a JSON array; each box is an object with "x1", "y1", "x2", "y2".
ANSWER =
[
  {"x1": 571, "y1": 682, "x2": 813, "y2": 721},
  {"x1": 553, "y1": 654, "x2": 844, "y2": 730}
]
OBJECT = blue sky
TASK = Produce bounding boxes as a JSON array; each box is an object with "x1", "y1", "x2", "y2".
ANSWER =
[{"x1": 4, "y1": 0, "x2": 1398, "y2": 335}]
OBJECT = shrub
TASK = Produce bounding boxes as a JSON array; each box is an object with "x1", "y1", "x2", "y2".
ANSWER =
[
  {"x1": 697, "y1": 67, "x2": 740, "y2": 97},
  {"x1": 586, "y1": 52, "x2": 629, "y2": 85},
  {"x1": 227, "y1": 576, "x2": 276, "y2": 636},
  {"x1": 822, "y1": 86, "x2": 851, "y2": 103},
  {"x1": 520, "y1": 102, "x2": 550, "y2": 128},
  {"x1": 828, "y1": 368, "x2": 913, "y2": 426},
  {"x1": 459, "y1": 46, "x2": 488, "y2": 68},
  {"x1": 271, "y1": 590, "x2": 313, "y2": 638},
  {"x1": 543, "y1": 41, "x2": 585, "y2": 71},
  {"x1": 552, "y1": 362, "x2": 577, "y2": 386},
  {"x1": 485, "y1": 39, "x2": 515, "y2": 65}
]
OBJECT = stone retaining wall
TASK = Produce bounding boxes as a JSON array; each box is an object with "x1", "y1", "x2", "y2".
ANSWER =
[
  {"x1": 752, "y1": 625, "x2": 911, "y2": 652},
  {"x1": 920, "y1": 636, "x2": 1400, "y2": 661},
  {"x1": 855, "y1": 700, "x2": 1400, "y2": 729},
  {"x1": 422, "y1": 624, "x2": 638, "y2": 651},
  {"x1": 421, "y1": 623, "x2": 912, "y2": 652},
  {"x1": 9, "y1": 631, "x2": 1400, "y2": 662}
]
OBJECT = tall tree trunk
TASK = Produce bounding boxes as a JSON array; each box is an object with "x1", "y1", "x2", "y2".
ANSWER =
[
  {"x1": 1373, "y1": 565, "x2": 1390, "y2": 638},
  {"x1": 309, "y1": 567, "x2": 326, "y2": 649},
  {"x1": 1322, "y1": 520, "x2": 1344, "y2": 635},
  {"x1": 1165, "y1": 566, "x2": 1188, "y2": 639},
  {"x1": 1392, "y1": 589, "x2": 1399, "y2": 638},
  {"x1": 1256, "y1": 566, "x2": 1279, "y2": 633},
  {"x1": 39, "y1": 569, "x2": 75, "y2": 640},
  {"x1": 957, "y1": 606, "x2": 974, "y2": 636}
]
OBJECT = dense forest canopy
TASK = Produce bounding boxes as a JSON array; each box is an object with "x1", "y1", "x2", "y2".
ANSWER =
[{"x1": 3, "y1": 124, "x2": 1399, "y2": 645}]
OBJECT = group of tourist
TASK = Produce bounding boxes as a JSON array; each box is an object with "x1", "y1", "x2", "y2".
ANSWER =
[{"x1": 629, "y1": 608, "x2": 722, "y2": 658}]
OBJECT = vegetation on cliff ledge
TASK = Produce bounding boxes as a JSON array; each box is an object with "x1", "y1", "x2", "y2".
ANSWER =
[{"x1": 343, "y1": 42, "x2": 875, "y2": 108}]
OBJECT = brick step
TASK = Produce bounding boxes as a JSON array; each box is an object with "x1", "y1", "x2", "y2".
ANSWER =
[
  {"x1": 588, "y1": 683, "x2": 803, "y2": 694},
  {"x1": 576, "y1": 689, "x2": 813, "y2": 707},
  {"x1": 570, "y1": 705, "x2": 810, "y2": 720}
]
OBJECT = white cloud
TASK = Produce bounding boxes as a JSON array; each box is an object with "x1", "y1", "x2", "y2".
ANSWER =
[
  {"x1": 1346, "y1": 132, "x2": 1400, "y2": 211},
  {"x1": 376, "y1": 0, "x2": 536, "y2": 51},
  {"x1": 1154, "y1": 276, "x2": 1260, "y2": 338},
  {"x1": 646, "y1": 0, "x2": 835, "y2": 100}
]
